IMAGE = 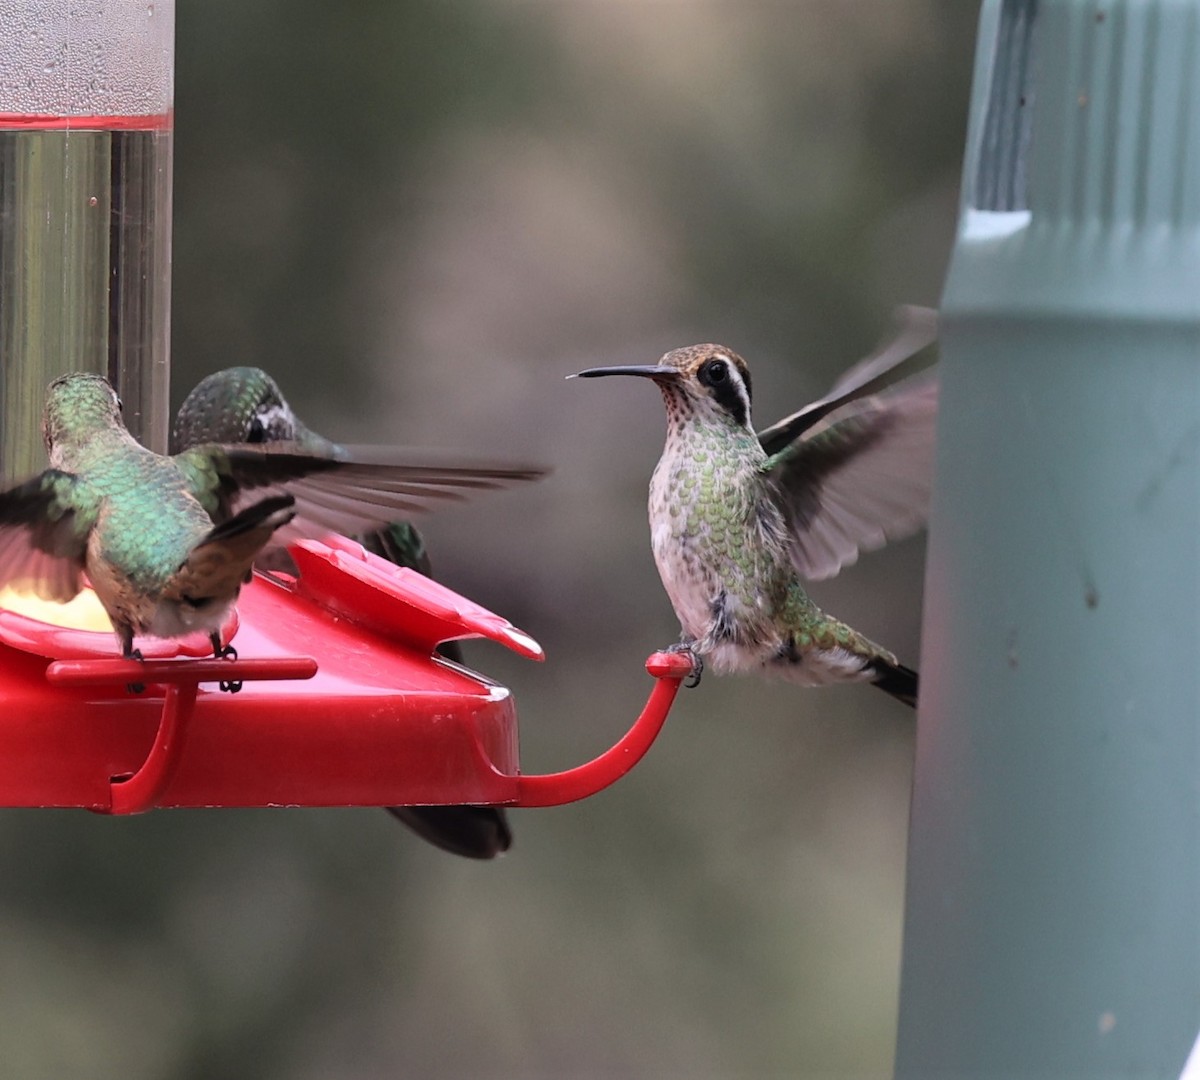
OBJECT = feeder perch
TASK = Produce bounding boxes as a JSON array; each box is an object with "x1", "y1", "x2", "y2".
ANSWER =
[{"x1": 0, "y1": 537, "x2": 692, "y2": 815}]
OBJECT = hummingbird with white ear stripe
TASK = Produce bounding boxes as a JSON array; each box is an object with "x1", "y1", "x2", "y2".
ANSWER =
[
  {"x1": 0, "y1": 372, "x2": 545, "y2": 699},
  {"x1": 173, "y1": 365, "x2": 520, "y2": 860},
  {"x1": 571, "y1": 306, "x2": 938, "y2": 707},
  {"x1": 172, "y1": 367, "x2": 435, "y2": 577}
]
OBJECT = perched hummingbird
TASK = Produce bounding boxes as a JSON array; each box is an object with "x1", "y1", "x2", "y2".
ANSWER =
[
  {"x1": 571, "y1": 307, "x2": 938, "y2": 707},
  {"x1": 173, "y1": 366, "x2": 514, "y2": 860},
  {"x1": 0, "y1": 372, "x2": 543, "y2": 705}
]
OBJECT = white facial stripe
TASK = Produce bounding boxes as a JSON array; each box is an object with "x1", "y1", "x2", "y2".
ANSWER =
[
  {"x1": 253, "y1": 402, "x2": 296, "y2": 438},
  {"x1": 713, "y1": 356, "x2": 752, "y2": 427}
]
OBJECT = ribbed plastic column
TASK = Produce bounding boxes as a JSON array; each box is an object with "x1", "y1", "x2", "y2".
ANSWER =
[{"x1": 896, "y1": 1, "x2": 1200, "y2": 1075}]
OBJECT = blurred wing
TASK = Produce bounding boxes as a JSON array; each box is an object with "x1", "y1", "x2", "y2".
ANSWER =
[
  {"x1": 757, "y1": 305, "x2": 938, "y2": 457},
  {"x1": 0, "y1": 470, "x2": 89, "y2": 602},
  {"x1": 176, "y1": 443, "x2": 548, "y2": 544},
  {"x1": 764, "y1": 375, "x2": 938, "y2": 581}
]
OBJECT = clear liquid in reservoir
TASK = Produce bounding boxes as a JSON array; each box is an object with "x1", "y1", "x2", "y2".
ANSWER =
[{"x1": 0, "y1": 122, "x2": 172, "y2": 479}]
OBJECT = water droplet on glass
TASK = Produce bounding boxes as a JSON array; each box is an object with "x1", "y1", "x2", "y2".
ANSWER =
[
  {"x1": 88, "y1": 196, "x2": 98, "y2": 207},
  {"x1": 147, "y1": 3, "x2": 154, "y2": 15}
]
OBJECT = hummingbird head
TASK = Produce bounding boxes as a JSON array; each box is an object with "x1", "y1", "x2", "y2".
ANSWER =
[
  {"x1": 572, "y1": 345, "x2": 754, "y2": 432},
  {"x1": 172, "y1": 367, "x2": 339, "y2": 456},
  {"x1": 43, "y1": 373, "x2": 125, "y2": 460}
]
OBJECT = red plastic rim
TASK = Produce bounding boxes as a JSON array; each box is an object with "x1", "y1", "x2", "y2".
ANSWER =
[{"x1": 0, "y1": 111, "x2": 173, "y2": 131}]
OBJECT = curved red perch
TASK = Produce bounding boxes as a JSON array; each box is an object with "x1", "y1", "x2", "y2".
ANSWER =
[
  {"x1": 46, "y1": 657, "x2": 318, "y2": 814},
  {"x1": 515, "y1": 650, "x2": 694, "y2": 807},
  {"x1": 0, "y1": 539, "x2": 696, "y2": 814},
  {"x1": 108, "y1": 683, "x2": 196, "y2": 814},
  {"x1": 40, "y1": 651, "x2": 692, "y2": 812}
]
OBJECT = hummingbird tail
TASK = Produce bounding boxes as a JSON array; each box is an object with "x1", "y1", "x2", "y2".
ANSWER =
[
  {"x1": 870, "y1": 659, "x2": 919, "y2": 709},
  {"x1": 178, "y1": 494, "x2": 298, "y2": 600},
  {"x1": 205, "y1": 493, "x2": 297, "y2": 543},
  {"x1": 385, "y1": 805, "x2": 513, "y2": 859}
]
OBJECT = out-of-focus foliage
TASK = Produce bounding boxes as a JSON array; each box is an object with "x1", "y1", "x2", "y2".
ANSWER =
[{"x1": 3, "y1": 2, "x2": 977, "y2": 1077}]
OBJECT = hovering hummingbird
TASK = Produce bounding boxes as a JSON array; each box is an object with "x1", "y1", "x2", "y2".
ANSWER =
[
  {"x1": 173, "y1": 365, "x2": 515, "y2": 860},
  {"x1": 571, "y1": 306, "x2": 938, "y2": 707},
  {"x1": 0, "y1": 372, "x2": 543, "y2": 704}
]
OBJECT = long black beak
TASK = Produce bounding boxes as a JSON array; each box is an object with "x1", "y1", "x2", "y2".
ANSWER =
[{"x1": 567, "y1": 365, "x2": 678, "y2": 380}]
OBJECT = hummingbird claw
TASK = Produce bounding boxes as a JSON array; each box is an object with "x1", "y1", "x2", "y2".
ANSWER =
[
  {"x1": 211, "y1": 635, "x2": 242, "y2": 693},
  {"x1": 665, "y1": 642, "x2": 704, "y2": 688},
  {"x1": 124, "y1": 646, "x2": 145, "y2": 694}
]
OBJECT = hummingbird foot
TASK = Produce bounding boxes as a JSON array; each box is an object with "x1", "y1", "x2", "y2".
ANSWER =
[
  {"x1": 210, "y1": 633, "x2": 242, "y2": 694},
  {"x1": 124, "y1": 647, "x2": 146, "y2": 695},
  {"x1": 665, "y1": 642, "x2": 704, "y2": 688}
]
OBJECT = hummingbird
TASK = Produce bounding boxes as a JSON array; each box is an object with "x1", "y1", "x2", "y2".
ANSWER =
[
  {"x1": 571, "y1": 306, "x2": 938, "y2": 707},
  {"x1": 171, "y1": 367, "x2": 434, "y2": 575},
  {"x1": 0, "y1": 372, "x2": 544, "y2": 705},
  {"x1": 173, "y1": 365, "x2": 515, "y2": 860}
]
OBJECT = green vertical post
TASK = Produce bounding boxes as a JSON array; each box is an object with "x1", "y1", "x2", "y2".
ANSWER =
[{"x1": 896, "y1": 1, "x2": 1200, "y2": 1076}]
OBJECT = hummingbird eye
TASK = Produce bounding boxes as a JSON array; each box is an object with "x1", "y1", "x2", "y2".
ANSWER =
[
  {"x1": 696, "y1": 352, "x2": 750, "y2": 426},
  {"x1": 247, "y1": 417, "x2": 267, "y2": 443}
]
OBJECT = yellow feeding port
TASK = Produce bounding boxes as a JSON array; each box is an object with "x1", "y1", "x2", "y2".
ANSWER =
[{"x1": 0, "y1": 587, "x2": 114, "y2": 633}]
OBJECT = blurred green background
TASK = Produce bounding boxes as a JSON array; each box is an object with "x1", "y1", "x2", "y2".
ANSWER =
[{"x1": 5, "y1": 2, "x2": 977, "y2": 1076}]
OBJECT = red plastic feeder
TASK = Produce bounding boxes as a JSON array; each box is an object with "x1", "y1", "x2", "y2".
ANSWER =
[{"x1": 0, "y1": 535, "x2": 692, "y2": 814}]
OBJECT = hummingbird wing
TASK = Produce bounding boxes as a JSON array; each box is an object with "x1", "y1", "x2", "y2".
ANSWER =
[
  {"x1": 0, "y1": 470, "x2": 91, "y2": 602},
  {"x1": 174, "y1": 444, "x2": 547, "y2": 546},
  {"x1": 762, "y1": 374, "x2": 938, "y2": 581},
  {"x1": 756, "y1": 305, "x2": 938, "y2": 457}
]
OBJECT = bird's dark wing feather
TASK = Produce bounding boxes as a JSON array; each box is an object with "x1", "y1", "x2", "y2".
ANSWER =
[
  {"x1": 763, "y1": 375, "x2": 938, "y2": 581},
  {"x1": 175, "y1": 443, "x2": 547, "y2": 545},
  {"x1": 358, "y1": 521, "x2": 433, "y2": 576},
  {"x1": 385, "y1": 806, "x2": 512, "y2": 859},
  {"x1": 0, "y1": 470, "x2": 89, "y2": 602},
  {"x1": 757, "y1": 305, "x2": 938, "y2": 457}
]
